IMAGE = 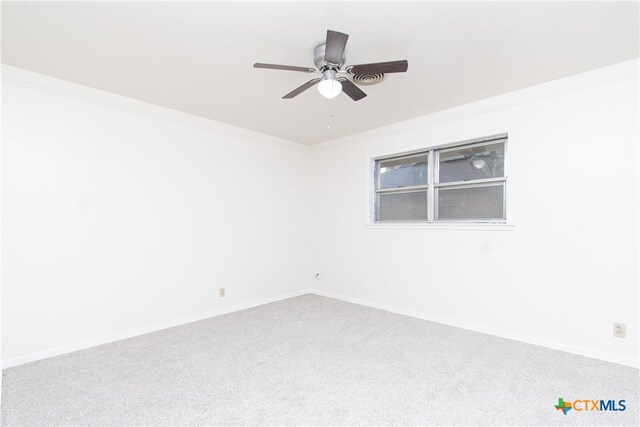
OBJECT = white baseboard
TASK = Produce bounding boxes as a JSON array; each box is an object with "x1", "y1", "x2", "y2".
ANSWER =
[
  {"x1": 308, "y1": 289, "x2": 639, "y2": 369},
  {"x1": 5, "y1": 288, "x2": 637, "y2": 370},
  {"x1": 2, "y1": 289, "x2": 308, "y2": 369}
]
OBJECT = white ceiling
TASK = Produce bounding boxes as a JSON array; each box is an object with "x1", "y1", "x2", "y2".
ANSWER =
[{"x1": 2, "y1": 1, "x2": 638, "y2": 144}]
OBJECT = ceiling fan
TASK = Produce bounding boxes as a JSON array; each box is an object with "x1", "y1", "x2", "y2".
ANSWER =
[{"x1": 253, "y1": 30, "x2": 408, "y2": 101}]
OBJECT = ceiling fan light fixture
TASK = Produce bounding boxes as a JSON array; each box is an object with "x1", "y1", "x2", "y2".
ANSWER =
[
  {"x1": 254, "y1": 29, "x2": 408, "y2": 101},
  {"x1": 317, "y1": 70, "x2": 342, "y2": 99}
]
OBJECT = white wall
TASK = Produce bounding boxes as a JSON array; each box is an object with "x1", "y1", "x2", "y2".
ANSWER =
[
  {"x1": 3, "y1": 60, "x2": 638, "y2": 369},
  {"x1": 1, "y1": 67, "x2": 310, "y2": 363},
  {"x1": 310, "y1": 60, "x2": 639, "y2": 367}
]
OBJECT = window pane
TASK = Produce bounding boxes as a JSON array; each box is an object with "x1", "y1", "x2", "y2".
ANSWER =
[
  {"x1": 378, "y1": 154, "x2": 428, "y2": 189},
  {"x1": 438, "y1": 141, "x2": 504, "y2": 183},
  {"x1": 377, "y1": 191, "x2": 428, "y2": 221},
  {"x1": 437, "y1": 185, "x2": 504, "y2": 220}
]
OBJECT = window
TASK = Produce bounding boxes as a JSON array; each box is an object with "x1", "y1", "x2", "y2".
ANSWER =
[{"x1": 373, "y1": 136, "x2": 507, "y2": 223}]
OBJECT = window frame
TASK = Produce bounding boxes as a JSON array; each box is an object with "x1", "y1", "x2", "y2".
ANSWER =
[{"x1": 372, "y1": 135, "x2": 508, "y2": 225}]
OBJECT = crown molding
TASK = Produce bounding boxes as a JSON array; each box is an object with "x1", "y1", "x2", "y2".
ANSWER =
[
  {"x1": 4, "y1": 60, "x2": 637, "y2": 152},
  {"x1": 1, "y1": 65, "x2": 311, "y2": 152},
  {"x1": 311, "y1": 58, "x2": 640, "y2": 151}
]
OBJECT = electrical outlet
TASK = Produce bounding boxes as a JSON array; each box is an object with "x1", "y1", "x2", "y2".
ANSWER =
[
  {"x1": 219, "y1": 288, "x2": 225, "y2": 298},
  {"x1": 613, "y1": 323, "x2": 626, "y2": 338}
]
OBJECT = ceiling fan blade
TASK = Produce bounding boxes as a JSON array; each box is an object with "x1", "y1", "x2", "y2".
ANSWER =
[
  {"x1": 283, "y1": 78, "x2": 322, "y2": 99},
  {"x1": 349, "y1": 60, "x2": 408, "y2": 75},
  {"x1": 339, "y1": 78, "x2": 367, "y2": 101},
  {"x1": 324, "y1": 30, "x2": 349, "y2": 65},
  {"x1": 254, "y1": 63, "x2": 317, "y2": 73}
]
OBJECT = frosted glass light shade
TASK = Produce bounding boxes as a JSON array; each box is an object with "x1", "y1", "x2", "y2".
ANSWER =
[{"x1": 318, "y1": 79, "x2": 342, "y2": 99}]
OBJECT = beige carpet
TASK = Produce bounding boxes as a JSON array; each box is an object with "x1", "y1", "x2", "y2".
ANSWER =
[{"x1": 2, "y1": 294, "x2": 638, "y2": 425}]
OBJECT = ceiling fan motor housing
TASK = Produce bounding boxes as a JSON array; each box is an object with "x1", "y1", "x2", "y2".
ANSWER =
[{"x1": 314, "y1": 44, "x2": 345, "y2": 70}]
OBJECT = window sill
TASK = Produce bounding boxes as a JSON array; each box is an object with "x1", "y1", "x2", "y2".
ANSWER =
[{"x1": 364, "y1": 222, "x2": 515, "y2": 231}]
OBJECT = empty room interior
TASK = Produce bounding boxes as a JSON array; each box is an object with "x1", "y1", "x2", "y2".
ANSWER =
[{"x1": 1, "y1": 1, "x2": 639, "y2": 426}]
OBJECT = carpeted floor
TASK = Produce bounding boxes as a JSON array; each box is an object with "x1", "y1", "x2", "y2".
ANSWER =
[{"x1": 2, "y1": 294, "x2": 638, "y2": 426}]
